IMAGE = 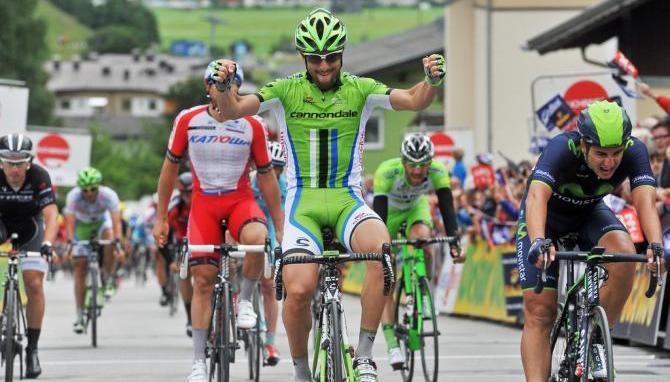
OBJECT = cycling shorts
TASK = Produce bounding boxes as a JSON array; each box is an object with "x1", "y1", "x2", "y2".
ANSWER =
[
  {"x1": 188, "y1": 190, "x2": 266, "y2": 264},
  {"x1": 387, "y1": 195, "x2": 433, "y2": 240},
  {"x1": 73, "y1": 217, "x2": 112, "y2": 258},
  {"x1": 282, "y1": 187, "x2": 380, "y2": 256},
  {"x1": 515, "y1": 197, "x2": 627, "y2": 290},
  {"x1": 0, "y1": 217, "x2": 48, "y2": 273}
]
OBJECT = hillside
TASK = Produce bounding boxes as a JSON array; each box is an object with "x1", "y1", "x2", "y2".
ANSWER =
[{"x1": 35, "y1": 0, "x2": 92, "y2": 58}]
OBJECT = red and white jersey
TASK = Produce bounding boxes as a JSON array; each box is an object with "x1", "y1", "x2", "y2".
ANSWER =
[{"x1": 166, "y1": 105, "x2": 271, "y2": 194}]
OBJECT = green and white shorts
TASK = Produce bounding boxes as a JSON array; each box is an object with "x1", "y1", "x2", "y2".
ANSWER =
[
  {"x1": 282, "y1": 187, "x2": 380, "y2": 256},
  {"x1": 386, "y1": 195, "x2": 433, "y2": 240}
]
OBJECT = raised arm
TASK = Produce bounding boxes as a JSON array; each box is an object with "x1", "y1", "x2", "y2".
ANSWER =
[
  {"x1": 210, "y1": 59, "x2": 262, "y2": 120},
  {"x1": 389, "y1": 54, "x2": 445, "y2": 111}
]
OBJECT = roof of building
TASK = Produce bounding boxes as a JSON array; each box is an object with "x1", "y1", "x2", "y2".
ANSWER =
[
  {"x1": 46, "y1": 53, "x2": 209, "y2": 95},
  {"x1": 524, "y1": 0, "x2": 652, "y2": 54},
  {"x1": 276, "y1": 18, "x2": 445, "y2": 77}
]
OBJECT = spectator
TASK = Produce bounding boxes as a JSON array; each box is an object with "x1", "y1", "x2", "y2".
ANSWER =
[
  {"x1": 651, "y1": 122, "x2": 670, "y2": 187},
  {"x1": 470, "y1": 153, "x2": 496, "y2": 190},
  {"x1": 451, "y1": 148, "x2": 467, "y2": 186},
  {"x1": 639, "y1": 82, "x2": 670, "y2": 114}
]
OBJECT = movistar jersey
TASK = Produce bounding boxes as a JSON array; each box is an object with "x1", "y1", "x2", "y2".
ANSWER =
[
  {"x1": 373, "y1": 158, "x2": 450, "y2": 211},
  {"x1": 527, "y1": 131, "x2": 656, "y2": 212},
  {"x1": 256, "y1": 72, "x2": 393, "y2": 190}
]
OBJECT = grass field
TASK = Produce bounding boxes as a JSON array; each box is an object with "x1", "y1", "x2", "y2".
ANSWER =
[
  {"x1": 35, "y1": 0, "x2": 92, "y2": 58},
  {"x1": 154, "y1": 6, "x2": 443, "y2": 58}
]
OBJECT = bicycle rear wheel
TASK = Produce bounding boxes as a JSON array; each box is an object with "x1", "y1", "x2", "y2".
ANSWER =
[
  {"x1": 584, "y1": 306, "x2": 614, "y2": 382},
  {"x1": 418, "y1": 277, "x2": 439, "y2": 382},
  {"x1": 394, "y1": 274, "x2": 415, "y2": 382},
  {"x1": 326, "y1": 300, "x2": 343, "y2": 382},
  {"x1": 549, "y1": 304, "x2": 576, "y2": 382},
  {"x1": 247, "y1": 284, "x2": 261, "y2": 381},
  {"x1": 3, "y1": 280, "x2": 16, "y2": 381}
]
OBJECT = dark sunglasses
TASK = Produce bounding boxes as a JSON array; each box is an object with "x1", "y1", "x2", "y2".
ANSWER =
[
  {"x1": 83, "y1": 187, "x2": 98, "y2": 193},
  {"x1": 304, "y1": 52, "x2": 342, "y2": 65}
]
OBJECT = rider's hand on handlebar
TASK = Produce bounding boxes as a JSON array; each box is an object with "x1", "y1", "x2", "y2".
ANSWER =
[
  {"x1": 449, "y1": 237, "x2": 465, "y2": 263},
  {"x1": 40, "y1": 241, "x2": 53, "y2": 259},
  {"x1": 646, "y1": 242, "x2": 666, "y2": 274},
  {"x1": 528, "y1": 238, "x2": 555, "y2": 269}
]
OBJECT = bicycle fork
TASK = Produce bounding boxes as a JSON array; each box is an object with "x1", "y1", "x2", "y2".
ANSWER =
[{"x1": 575, "y1": 268, "x2": 600, "y2": 378}]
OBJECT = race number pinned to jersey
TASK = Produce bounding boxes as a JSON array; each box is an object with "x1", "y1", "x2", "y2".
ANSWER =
[
  {"x1": 535, "y1": 94, "x2": 576, "y2": 131},
  {"x1": 616, "y1": 207, "x2": 644, "y2": 244}
]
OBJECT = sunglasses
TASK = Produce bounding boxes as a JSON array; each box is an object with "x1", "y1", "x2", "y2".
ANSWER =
[
  {"x1": 82, "y1": 187, "x2": 98, "y2": 193},
  {"x1": 304, "y1": 51, "x2": 342, "y2": 65},
  {"x1": 0, "y1": 158, "x2": 30, "y2": 167},
  {"x1": 406, "y1": 161, "x2": 431, "y2": 169}
]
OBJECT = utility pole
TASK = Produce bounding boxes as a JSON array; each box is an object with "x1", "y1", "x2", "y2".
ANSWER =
[{"x1": 203, "y1": 15, "x2": 222, "y2": 59}]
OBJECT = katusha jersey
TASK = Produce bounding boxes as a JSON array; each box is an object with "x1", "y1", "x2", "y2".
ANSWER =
[
  {"x1": 256, "y1": 72, "x2": 393, "y2": 190},
  {"x1": 374, "y1": 158, "x2": 451, "y2": 211},
  {"x1": 527, "y1": 131, "x2": 656, "y2": 212},
  {"x1": 167, "y1": 105, "x2": 271, "y2": 194}
]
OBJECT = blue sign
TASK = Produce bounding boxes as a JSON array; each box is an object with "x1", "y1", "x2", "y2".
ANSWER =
[
  {"x1": 170, "y1": 40, "x2": 207, "y2": 57},
  {"x1": 536, "y1": 94, "x2": 576, "y2": 131}
]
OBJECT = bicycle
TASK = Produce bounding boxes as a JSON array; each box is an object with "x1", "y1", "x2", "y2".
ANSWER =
[
  {"x1": 68, "y1": 238, "x2": 119, "y2": 348},
  {"x1": 390, "y1": 233, "x2": 457, "y2": 382},
  {"x1": 0, "y1": 233, "x2": 46, "y2": 381},
  {"x1": 532, "y1": 234, "x2": 663, "y2": 381},
  {"x1": 177, "y1": 220, "x2": 271, "y2": 382},
  {"x1": 274, "y1": 244, "x2": 394, "y2": 382}
]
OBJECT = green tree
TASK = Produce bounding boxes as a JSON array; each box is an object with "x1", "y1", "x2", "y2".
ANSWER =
[
  {"x1": 87, "y1": 25, "x2": 148, "y2": 54},
  {"x1": 0, "y1": 0, "x2": 55, "y2": 125}
]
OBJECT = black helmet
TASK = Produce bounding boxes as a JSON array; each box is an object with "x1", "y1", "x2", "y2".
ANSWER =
[
  {"x1": 401, "y1": 133, "x2": 434, "y2": 164},
  {"x1": 577, "y1": 100, "x2": 632, "y2": 148},
  {"x1": 178, "y1": 172, "x2": 193, "y2": 192},
  {"x1": 0, "y1": 134, "x2": 33, "y2": 162}
]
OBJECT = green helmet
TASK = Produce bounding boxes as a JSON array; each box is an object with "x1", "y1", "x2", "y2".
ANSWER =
[
  {"x1": 77, "y1": 167, "x2": 102, "y2": 188},
  {"x1": 295, "y1": 8, "x2": 346, "y2": 54},
  {"x1": 577, "y1": 100, "x2": 632, "y2": 148}
]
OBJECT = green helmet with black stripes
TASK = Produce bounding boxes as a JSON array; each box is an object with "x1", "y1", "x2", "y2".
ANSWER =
[
  {"x1": 577, "y1": 100, "x2": 632, "y2": 148},
  {"x1": 77, "y1": 167, "x2": 102, "y2": 188},
  {"x1": 295, "y1": 8, "x2": 347, "y2": 54}
]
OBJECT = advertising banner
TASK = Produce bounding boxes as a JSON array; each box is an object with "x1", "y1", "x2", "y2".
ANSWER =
[
  {"x1": 0, "y1": 84, "x2": 28, "y2": 134},
  {"x1": 612, "y1": 266, "x2": 666, "y2": 345},
  {"x1": 25, "y1": 131, "x2": 91, "y2": 186},
  {"x1": 535, "y1": 94, "x2": 575, "y2": 131},
  {"x1": 452, "y1": 239, "x2": 516, "y2": 324},
  {"x1": 501, "y1": 251, "x2": 523, "y2": 323}
]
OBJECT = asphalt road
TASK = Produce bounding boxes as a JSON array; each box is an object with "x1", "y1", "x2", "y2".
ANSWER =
[{"x1": 5, "y1": 273, "x2": 669, "y2": 381}]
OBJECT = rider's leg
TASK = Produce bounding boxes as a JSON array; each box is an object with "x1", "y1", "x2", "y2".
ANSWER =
[
  {"x1": 350, "y1": 218, "x2": 390, "y2": 359},
  {"x1": 155, "y1": 248, "x2": 169, "y2": 304},
  {"x1": 73, "y1": 258, "x2": 88, "y2": 318},
  {"x1": 520, "y1": 289, "x2": 557, "y2": 382},
  {"x1": 261, "y1": 275, "x2": 278, "y2": 342},
  {"x1": 23, "y1": 270, "x2": 45, "y2": 349},
  {"x1": 238, "y1": 221, "x2": 267, "y2": 301},
  {"x1": 597, "y1": 230, "x2": 636, "y2": 326},
  {"x1": 100, "y1": 228, "x2": 115, "y2": 287},
  {"x1": 282, "y1": 262, "x2": 319, "y2": 378},
  {"x1": 190, "y1": 263, "x2": 217, "y2": 360},
  {"x1": 180, "y1": 275, "x2": 193, "y2": 324}
]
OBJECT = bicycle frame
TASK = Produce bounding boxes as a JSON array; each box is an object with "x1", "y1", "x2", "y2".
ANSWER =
[
  {"x1": 311, "y1": 251, "x2": 356, "y2": 381},
  {"x1": 398, "y1": 244, "x2": 429, "y2": 351}
]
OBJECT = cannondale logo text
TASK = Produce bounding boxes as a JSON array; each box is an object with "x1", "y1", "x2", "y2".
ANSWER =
[{"x1": 290, "y1": 110, "x2": 358, "y2": 119}]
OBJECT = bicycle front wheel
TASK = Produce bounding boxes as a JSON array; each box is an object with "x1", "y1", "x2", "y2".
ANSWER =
[
  {"x1": 394, "y1": 274, "x2": 414, "y2": 382},
  {"x1": 3, "y1": 280, "x2": 16, "y2": 381},
  {"x1": 89, "y1": 268, "x2": 99, "y2": 348},
  {"x1": 247, "y1": 284, "x2": 261, "y2": 381},
  {"x1": 418, "y1": 277, "x2": 439, "y2": 382},
  {"x1": 584, "y1": 306, "x2": 614, "y2": 382},
  {"x1": 326, "y1": 300, "x2": 343, "y2": 382},
  {"x1": 217, "y1": 283, "x2": 233, "y2": 382}
]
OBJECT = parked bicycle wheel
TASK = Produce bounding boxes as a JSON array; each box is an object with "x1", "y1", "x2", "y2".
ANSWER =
[
  {"x1": 585, "y1": 306, "x2": 614, "y2": 381},
  {"x1": 418, "y1": 277, "x2": 439, "y2": 382},
  {"x1": 3, "y1": 280, "x2": 16, "y2": 381},
  {"x1": 394, "y1": 274, "x2": 415, "y2": 382}
]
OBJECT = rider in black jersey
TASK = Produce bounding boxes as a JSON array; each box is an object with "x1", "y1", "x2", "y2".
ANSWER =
[{"x1": 0, "y1": 134, "x2": 58, "y2": 379}]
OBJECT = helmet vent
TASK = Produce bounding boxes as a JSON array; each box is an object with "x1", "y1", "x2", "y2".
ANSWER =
[{"x1": 316, "y1": 20, "x2": 324, "y2": 38}]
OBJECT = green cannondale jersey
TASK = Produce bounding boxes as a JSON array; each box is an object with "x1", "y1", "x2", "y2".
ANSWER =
[
  {"x1": 257, "y1": 72, "x2": 393, "y2": 190},
  {"x1": 373, "y1": 158, "x2": 451, "y2": 211}
]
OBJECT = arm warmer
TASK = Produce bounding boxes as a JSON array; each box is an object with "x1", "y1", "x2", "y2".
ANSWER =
[{"x1": 436, "y1": 188, "x2": 459, "y2": 237}]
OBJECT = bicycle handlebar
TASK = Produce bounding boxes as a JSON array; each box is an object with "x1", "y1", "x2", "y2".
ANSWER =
[
  {"x1": 391, "y1": 236, "x2": 458, "y2": 247},
  {"x1": 533, "y1": 246, "x2": 661, "y2": 298},
  {"x1": 177, "y1": 239, "x2": 273, "y2": 280},
  {"x1": 274, "y1": 243, "x2": 394, "y2": 301},
  {"x1": 0, "y1": 251, "x2": 42, "y2": 258}
]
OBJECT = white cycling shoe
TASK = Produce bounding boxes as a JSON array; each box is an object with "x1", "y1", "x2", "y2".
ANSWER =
[
  {"x1": 186, "y1": 359, "x2": 207, "y2": 382},
  {"x1": 388, "y1": 347, "x2": 405, "y2": 370},
  {"x1": 236, "y1": 300, "x2": 257, "y2": 329}
]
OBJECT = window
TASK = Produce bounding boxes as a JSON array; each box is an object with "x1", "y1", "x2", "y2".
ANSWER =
[
  {"x1": 60, "y1": 99, "x2": 71, "y2": 110},
  {"x1": 364, "y1": 112, "x2": 384, "y2": 150},
  {"x1": 122, "y1": 98, "x2": 131, "y2": 111},
  {"x1": 148, "y1": 99, "x2": 157, "y2": 110}
]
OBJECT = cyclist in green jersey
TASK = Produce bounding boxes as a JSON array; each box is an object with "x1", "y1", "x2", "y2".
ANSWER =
[
  {"x1": 210, "y1": 8, "x2": 446, "y2": 381},
  {"x1": 372, "y1": 133, "x2": 462, "y2": 369}
]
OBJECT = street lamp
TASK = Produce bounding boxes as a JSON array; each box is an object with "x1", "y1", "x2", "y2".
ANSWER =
[{"x1": 202, "y1": 15, "x2": 222, "y2": 59}]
